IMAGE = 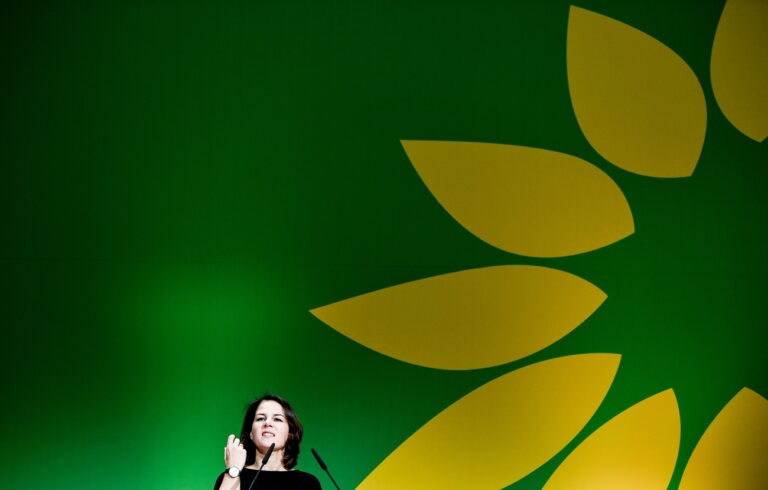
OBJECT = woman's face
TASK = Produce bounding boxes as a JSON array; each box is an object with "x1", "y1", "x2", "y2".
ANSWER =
[{"x1": 250, "y1": 400, "x2": 290, "y2": 453}]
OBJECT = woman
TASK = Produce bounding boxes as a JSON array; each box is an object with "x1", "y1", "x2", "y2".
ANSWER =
[{"x1": 214, "y1": 394, "x2": 322, "y2": 490}]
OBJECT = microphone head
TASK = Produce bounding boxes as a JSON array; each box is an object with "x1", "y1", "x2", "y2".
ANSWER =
[
  {"x1": 311, "y1": 448, "x2": 328, "y2": 470},
  {"x1": 262, "y1": 443, "x2": 276, "y2": 465}
]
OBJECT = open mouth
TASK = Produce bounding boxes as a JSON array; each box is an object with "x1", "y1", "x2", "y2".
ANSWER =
[{"x1": 262, "y1": 431, "x2": 275, "y2": 438}]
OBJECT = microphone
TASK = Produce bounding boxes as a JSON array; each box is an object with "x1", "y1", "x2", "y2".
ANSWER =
[
  {"x1": 311, "y1": 448, "x2": 327, "y2": 470},
  {"x1": 247, "y1": 443, "x2": 275, "y2": 490},
  {"x1": 262, "y1": 443, "x2": 275, "y2": 465},
  {"x1": 312, "y1": 448, "x2": 341, "y2": 490}
]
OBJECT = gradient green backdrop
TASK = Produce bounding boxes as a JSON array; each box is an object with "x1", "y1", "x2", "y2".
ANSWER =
[{"x1": 2, "y1": 0, "x2": 765, "y2": 488}]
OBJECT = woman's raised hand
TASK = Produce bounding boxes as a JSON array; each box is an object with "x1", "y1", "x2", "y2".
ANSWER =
[{"x1": 224, "y1": 434, "x2": 247, "y2": 470}]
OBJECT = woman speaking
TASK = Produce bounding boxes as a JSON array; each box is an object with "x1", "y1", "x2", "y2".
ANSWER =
[{"x1": 214, "y1": 394, "x2": 322, "y2": 490}]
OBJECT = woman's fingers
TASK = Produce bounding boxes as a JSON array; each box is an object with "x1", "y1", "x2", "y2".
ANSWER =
[{"x1": 224, "y1": 433, "x2": 248, "y2": 470}]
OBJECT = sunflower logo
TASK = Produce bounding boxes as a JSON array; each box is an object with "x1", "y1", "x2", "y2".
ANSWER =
[{"x1": 311, "y1": 2, "x2": 767, "y2": 488}]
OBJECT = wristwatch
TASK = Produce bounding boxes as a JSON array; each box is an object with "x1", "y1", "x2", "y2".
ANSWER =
[{"x1": 227, "y1": 466, "x2": 241, "y2": 478}]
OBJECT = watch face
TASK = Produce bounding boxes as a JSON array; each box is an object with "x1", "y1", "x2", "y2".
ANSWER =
[{"x1": 227, "y1": 467, "x2": 240, "y2": 478}]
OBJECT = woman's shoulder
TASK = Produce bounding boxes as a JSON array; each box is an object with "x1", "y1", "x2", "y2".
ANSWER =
[{"x1": 289, "y1": 469, "x2": 322, "y2": 488}]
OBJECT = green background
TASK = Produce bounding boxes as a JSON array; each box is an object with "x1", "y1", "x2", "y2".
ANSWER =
[{"x1": 2, "y1": 0, "x2": 765, "y2": 488}]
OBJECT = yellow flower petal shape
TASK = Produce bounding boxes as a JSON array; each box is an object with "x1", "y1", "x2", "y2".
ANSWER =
[
  {"x1": 679, "y1": 388, "x2": 768, "y2": 489},
  {"x1": 568, "y1": 6, "x2": 706, "y2": 177},
  {"x1": 711, "y1": 0, "x2": 768, "y2": 142},
  {"x1": 544, "y1": 389, "x2": 680, "y2": 490},
  {"x1": 401, "y1": 140, "x2": 634, "y2": 257},
  {"x1": 310, "y1": 265, "x2": 605, "y2": 370},
  {"x1": 357, "y1": 354, "x2": 620, "y2": 489}
]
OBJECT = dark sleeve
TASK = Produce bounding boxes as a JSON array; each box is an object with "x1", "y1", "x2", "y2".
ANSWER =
[
  {"x1": 304, "y1": 472, "x2": 322, "y2": 490},
  {"x1": 213, "y1": 471, "x2": 225, "y2": 490}
]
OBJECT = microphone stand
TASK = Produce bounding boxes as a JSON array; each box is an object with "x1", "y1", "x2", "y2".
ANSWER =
[
  {"x1": 312, "y1": 448, "x2": 341, "y2": 490},
  {"x1": 247, "y1": 443, "x2": 275, "y2": 490}
]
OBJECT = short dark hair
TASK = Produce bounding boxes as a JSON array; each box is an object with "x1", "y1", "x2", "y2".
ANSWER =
[{"x1": 239, "y1": 394, "x2": 303, "y2": 469}]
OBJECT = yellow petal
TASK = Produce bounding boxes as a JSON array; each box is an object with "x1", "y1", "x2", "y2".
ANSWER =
[
  {"x1": 544, "y1": 389, "x2": 680, "y2": 490},
  {"x1": 679, "y1": 388, "x2": 768, "y2": 489},
  {"x1": 357, "y1": 354, "x2": 620, "y2": 489},
  {"x1": 568, "y1": 7, "x2": 706, "y2": 177},
  {"x1": 711, "y1": 0, "x2": 768, "y2": 142},
  {"x1": 310, "y1": 265, "x2": 605, "y2": 370},
  {"x1": 401, "y1": 140, "x2": 633, "y2": 257}
]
